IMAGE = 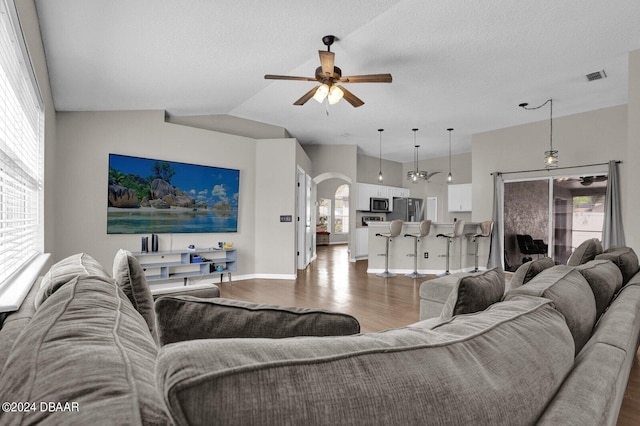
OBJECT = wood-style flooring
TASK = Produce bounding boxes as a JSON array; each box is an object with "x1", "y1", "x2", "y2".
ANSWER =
[
  {"x1": 218, "y1": 244, "x2": 640, "y2": 425},
  {"x1": 219, "y1": 244, "x2": 433, "y2": 333}
]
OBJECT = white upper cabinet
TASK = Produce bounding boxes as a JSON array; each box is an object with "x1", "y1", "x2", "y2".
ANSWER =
[
  {"x1": 448, "y1": 183, "x2": 472, "y2": 212},
  {"x1": 356, "y1": 183, "x2": 408, "y2": 211}
]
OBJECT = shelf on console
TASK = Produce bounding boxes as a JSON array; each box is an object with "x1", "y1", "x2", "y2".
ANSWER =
[{"x1": 131, "y1": 248, "x2": 236, "y2": 285}]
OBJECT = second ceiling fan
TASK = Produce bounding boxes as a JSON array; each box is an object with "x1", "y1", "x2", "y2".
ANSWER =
[{"x1": 264, "y1": 35, "x2": 392, "y2": 108}]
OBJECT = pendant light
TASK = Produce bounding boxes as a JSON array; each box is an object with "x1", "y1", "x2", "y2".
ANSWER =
[
  {"x1": 447, "y1": 128, "x2": 454, "y2": 183},
  {"x1": 407, "y1": 128, "x2": 429, "y2": 183},
  {"x1": 377, "y1": 129, "x2": 384, "y2": 182},
  {"x1": 519, "y1": 98, "x2": 558, "y2": 169}
]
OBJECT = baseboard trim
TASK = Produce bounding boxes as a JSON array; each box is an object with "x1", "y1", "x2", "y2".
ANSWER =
[{"x1": 232, "y1": 273, "x2": 297, "y2": 281}]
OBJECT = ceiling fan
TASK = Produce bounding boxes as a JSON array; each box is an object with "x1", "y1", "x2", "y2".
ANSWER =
[
  {"x1": 264, "y1": 35, "x2": 392, "y2": 108},
  {"x1": 557, "y1": 175, "x2": 608, "y2": 186}
]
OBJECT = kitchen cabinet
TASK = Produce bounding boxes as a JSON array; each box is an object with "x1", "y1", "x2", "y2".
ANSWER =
[
  {"x1": 448, "y1": 183, "x2": 472, "y2": 212},
  {"x1": 356, "y1": 183, "x2": 409, "y2": 211}
]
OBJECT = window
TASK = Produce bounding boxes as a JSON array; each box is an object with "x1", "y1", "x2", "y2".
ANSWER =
[
  {"x1": 334, "y1": 184, "x2": 349, "y2": 233},
  {"x1": 503, "y1": 174, "x2": 607, "y2": 269},
  {"x1": 318, "y1": 198, "x2": 330, "y2": 232},
  {"x1": 0, "y1": 1, "x2": 44, "y2": 287}
]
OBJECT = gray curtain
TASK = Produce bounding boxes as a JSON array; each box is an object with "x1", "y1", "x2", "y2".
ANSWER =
[
  {"x1": 602, "y1": 160, "x2": 625, "y2": 249},
  {"x1": 488, "y1": 172, "x2": 504, "y2": 269}
]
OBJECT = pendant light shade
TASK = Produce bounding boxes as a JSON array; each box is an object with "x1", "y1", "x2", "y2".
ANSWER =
[
  {"x1": 447, "y1": 128, "x2": 454, "y2": 183},
  {"x1": 377, "y1": 129, "x2": 384, "y2": 182},
  {"x1": 407, "y1": 128, "x2": 429, "y2": 183},
  {"x1": 519, "y1": 98, "x2": 558, "y2": 169}
]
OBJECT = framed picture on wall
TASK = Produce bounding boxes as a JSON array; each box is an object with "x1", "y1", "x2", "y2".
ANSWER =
[{"x1": 107, "y1": 154, "x2": 239, "y2": 234}]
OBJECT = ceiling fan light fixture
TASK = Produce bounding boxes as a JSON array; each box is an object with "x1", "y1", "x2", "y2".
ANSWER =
[
  {"x1": 407, "y1": 128, "x2": 429, "y2": 183},
  {"x1": 313, "y1": 84, "x2": 330, "y2": 103},
  {"x1": 327, "y1": 85, "x2": 344, "y2": 105}
]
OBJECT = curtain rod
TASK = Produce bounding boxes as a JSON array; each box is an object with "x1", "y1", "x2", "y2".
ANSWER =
[{"x1": 491, "y1": 160, "x2": 622, "y2": 176}]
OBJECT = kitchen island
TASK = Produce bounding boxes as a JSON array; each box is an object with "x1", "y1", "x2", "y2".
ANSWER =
[{"x1": 366, "y1": 221, "x2": 489, "y2": 275}]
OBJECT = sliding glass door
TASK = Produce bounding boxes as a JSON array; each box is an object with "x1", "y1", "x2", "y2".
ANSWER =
[{"x1": 503, "y1": 174, "x2": 607, "y2": 271}]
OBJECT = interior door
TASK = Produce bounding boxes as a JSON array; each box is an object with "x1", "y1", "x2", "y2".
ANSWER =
[
  {"x1": 297, "y1": 169, "x2": 306, "y2": 270},
  {"x1": 305, "y1": 174, "x2": 313, "y2": 266}
]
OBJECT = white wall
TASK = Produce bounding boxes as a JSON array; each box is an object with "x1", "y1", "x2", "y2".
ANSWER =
[
  {"x1": 627, "y1": 49, "x2": 640, "y2": 250},
  {"x1": 472, "y1": 104, "x2": 630, "y2": 242},
  {"x1": 254, "y1": 139, "x2": 299, "y2": 277},
  {"x1": 357, "y1": 154, "x2": 403, "y2": 187},
  {"x1": 402, "y1": 152, "x2": 473, "y2": 223},
  {"x1": 303, "y1": 144, "x2": 358, "y2": 259},
  {"x1": 54, "y1": 110, "x2": 304, "y2": 278},
  {"x1": 16, "y1": 0, "x2": 57, "y2": 258}
]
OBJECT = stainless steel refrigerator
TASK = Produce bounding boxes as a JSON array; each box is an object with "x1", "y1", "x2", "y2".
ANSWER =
[{"x1": 387, "y1": 197, "x2": 424, "y2": 222}]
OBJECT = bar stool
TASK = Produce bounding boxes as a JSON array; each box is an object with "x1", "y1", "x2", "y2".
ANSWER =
[
  {"x1": 436, "y1": 220, "x2": 465, "y2": 275},
  {"x1": 375, "y1": 220, "x2": 403, "y2": 278},
  {"x1": 466, "y1": 220, "x2": 494, "y2": 272},
  {"x1": 404, "y1": 220, "x2": 432, "y2": 279}
]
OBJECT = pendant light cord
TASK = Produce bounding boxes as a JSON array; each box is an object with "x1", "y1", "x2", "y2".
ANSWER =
[{"x1": 520, "y1": 98, "x2": 553, "y2": 151}]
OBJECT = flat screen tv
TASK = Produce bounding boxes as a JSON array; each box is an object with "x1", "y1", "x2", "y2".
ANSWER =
[{"x1": 107, "y1": 154, "x2": 239, "y2": 234}]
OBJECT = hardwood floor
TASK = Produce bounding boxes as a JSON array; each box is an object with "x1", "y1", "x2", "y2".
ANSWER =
[
  {"x1": 218, "y1": 244, "x2": 640, "y2": 424},
  {"x1": 219, "y1": 244, "x2": 433, "y2": 333}
]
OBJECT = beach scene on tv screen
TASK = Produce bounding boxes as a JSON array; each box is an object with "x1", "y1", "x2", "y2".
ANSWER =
[{"x1": 107, "y1": 154, "x2": 239, "y2": 234}]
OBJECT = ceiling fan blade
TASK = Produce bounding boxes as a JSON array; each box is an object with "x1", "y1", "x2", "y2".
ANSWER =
[
  {"x1": 337, "y1": 85, "x2": 364, "y2": 108},
  {"x1": 319, "y1": 51, "x2": 335, "y2": 76},
  {"x1": 340, "y1": 74, "x2": 393, "y2": 83},
  {"x1": 265, "y1": 74, "x2": 317, "y2": 81},
  {"x1": 293, "y1": 86, "x2": 320, "y2": 106}
]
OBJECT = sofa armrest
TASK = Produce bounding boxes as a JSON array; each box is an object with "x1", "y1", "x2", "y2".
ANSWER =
[{"x1": 154, "y1": 296, "x2": 360, "y2": 346}]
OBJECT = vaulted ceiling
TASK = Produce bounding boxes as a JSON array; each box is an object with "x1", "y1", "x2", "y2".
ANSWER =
[{"x1": 34, "y1": 0, "x2": 640, "y2": 162}]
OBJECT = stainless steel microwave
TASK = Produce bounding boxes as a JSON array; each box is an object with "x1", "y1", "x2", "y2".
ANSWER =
[{"x1": 370, "y1": 197, "x2": 389, "y2": 212}]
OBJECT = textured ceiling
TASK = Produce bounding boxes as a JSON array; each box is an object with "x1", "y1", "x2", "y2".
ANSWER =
[{"x1": 34, "y1": 0, "x2": 640, "y2": 162}]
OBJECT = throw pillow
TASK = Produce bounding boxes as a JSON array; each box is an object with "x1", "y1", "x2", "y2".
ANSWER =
[
  {"x1": 504, "y1": 265, "x2": 596, "y2": 353},
  {"x1": 113, "y1": 249, "x2": 157, "y2": 342},
  {"x1": 567, "y1": 238, "x2": 603, "y2": 266},
  {"x1": 154, "y1": 296, "x2": 361, "y2": 345},
  {"x1": 595, "y1": 246, "x2": 640, "y2": 286},
  {"x1": 573, "y1": 259, "x2": 622, "y2": 319},
  {"x1": 439, "y1": 267, "x2": 505, "y2": 320},
  {"x1": 509, "y1": 257, "x2": 555, "y2": 289},
  {"x1": 34, "y1": 253, "x2": 110, "y2": 309}
]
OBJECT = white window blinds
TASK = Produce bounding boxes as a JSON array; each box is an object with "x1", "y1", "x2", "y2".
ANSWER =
[{"x1": 0, "y1": 0, "x2": 44, "y2": 286}]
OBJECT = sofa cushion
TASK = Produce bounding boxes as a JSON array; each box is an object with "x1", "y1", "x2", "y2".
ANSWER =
[
  {"x1": 0, "y1": 279, "x2": 41, "y2": 371},
  {"x1": 439, "y1": 267, "x2": 505, "y2": 319},
  {"x1": 34, "y1": 253, "x2": 110, "y2": 308},
  {"x1": 113, "y1": 249, "x2": 157, "y2": 342},
  {"x1": 573, "y1": 260, "x2": 623, "y2": 319},
  {"x1": 595, "y1": 246, "x2": 640, "y2": 286},
  {"x1": 418, "y1": 272, "x2": 466, "y2": 320},
  {"x1": 509, "y1": 257, "x2": 555, "y2": 289},
  {"x1": 151, "y1": 282, "x2": 220, "y2": 300},
  {"x1": 157, "y1": 296, "x2": 574, "y2": 426},
  {"x1": 567, "y1": 238, "x2": 603, "y2": 266},
  {"x1": 0, "y1": 275, "x2": 170, "y2": 425},
  {"x1": 154, "y1": 296, "x2": 360, "y2": 345},
  {"x1": 537, "y1": 342, "x2": 625, "y2": 426},
  {"x1": 504, "y1": 265, "x2": 596, "y2": 353}
]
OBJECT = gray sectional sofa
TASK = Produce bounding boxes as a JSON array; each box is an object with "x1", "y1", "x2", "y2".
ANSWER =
[{"x1": 1, "y1": 246, "x2": 639, "y2": 425}]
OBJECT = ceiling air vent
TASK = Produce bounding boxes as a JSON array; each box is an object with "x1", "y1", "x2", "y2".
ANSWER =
[{"x1": 586, "y1": 70, "x2": 607, "y2": 82}]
